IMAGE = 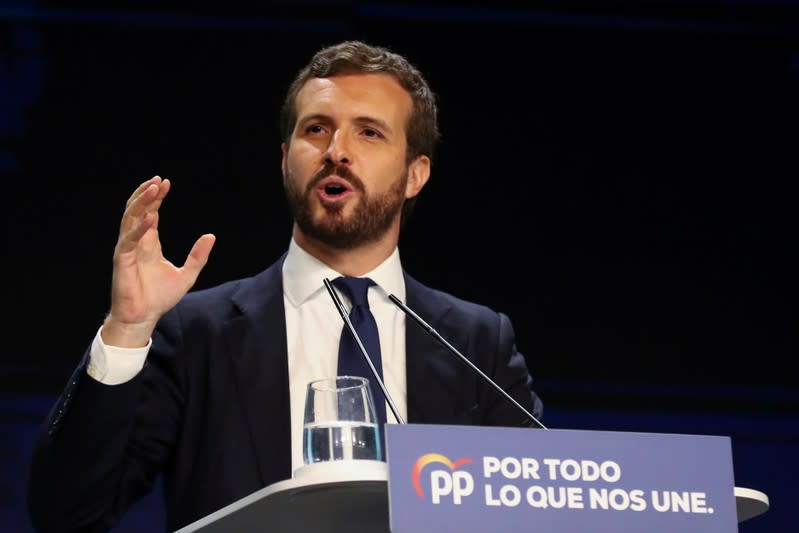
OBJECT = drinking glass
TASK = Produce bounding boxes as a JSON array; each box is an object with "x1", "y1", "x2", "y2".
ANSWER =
[{"x1": 302, "y1": 376, "x2": 383, "y2": 465}]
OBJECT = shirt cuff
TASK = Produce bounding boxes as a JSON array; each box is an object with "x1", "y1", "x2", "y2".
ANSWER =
[{"x1": 87, "y1": 325, "x2": 151, "y2": 385}]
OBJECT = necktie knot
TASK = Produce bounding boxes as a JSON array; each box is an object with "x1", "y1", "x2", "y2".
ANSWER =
[{"x1": 332, "y1": 276, "x2": 375, "y2": 310}]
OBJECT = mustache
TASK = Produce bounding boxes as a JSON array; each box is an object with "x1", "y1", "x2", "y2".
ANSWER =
[{"x1": 307, "y1": 163, "x2": 364, "y2": 193}]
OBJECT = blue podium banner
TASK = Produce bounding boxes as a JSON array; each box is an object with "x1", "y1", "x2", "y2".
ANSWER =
[{"x1": 385, "y1": 424, "x2": 737, "y2": 533}]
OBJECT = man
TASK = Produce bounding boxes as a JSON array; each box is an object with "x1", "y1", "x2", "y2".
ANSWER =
[{"x1": 28, "y1": 40, "x2": 543, "y2": 533}]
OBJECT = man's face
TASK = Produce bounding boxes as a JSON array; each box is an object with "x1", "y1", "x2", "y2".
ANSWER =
[{"x1": 282, "y1": 72, "x2": 427, "y2": 249}]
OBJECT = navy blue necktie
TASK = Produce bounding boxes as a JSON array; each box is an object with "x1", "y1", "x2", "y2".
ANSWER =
[{"x1": 332, "y1": 276, "x2": 387, "y2": 434}]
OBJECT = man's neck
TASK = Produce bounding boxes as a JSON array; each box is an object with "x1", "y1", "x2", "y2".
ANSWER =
[{"x1": 291, "y1": 225, "x2": 399, "y2": 277}]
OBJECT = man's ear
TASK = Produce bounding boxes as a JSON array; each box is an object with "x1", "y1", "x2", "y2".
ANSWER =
[
  {"x1": 405, "y1": 155, "x2": 431, "y2": 199},
  {"x1": 281, "y1": 143, "x2": 288, "y2": 180}
]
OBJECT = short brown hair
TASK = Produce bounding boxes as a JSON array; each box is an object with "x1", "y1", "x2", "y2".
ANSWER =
[{"x1": 280, "y1": 40, "x2": 440, "y2": 165}]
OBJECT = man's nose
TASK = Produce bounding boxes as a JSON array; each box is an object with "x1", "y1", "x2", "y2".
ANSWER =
[{"x1": 324, "y1": 130, "x2": 351, "y2": 165}]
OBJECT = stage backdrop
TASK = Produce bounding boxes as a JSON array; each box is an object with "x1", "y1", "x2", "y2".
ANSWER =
[{"x1": 1, "y1": 2, "x2": 796, "y2": 532}]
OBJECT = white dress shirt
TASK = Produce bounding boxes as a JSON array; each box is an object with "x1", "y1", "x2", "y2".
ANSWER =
[{"x1": 87, "y1": 237, "x2": 408, "y2": 475}]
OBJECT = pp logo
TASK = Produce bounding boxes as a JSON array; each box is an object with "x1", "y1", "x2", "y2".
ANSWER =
[{"x1": 411, "y1": 453, "x2": 475, "y2": 504}]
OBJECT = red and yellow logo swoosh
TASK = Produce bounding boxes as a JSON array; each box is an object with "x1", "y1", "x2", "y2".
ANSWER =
[{"x1": 411, "y1": 453, "x2": 474, "y2": 498}]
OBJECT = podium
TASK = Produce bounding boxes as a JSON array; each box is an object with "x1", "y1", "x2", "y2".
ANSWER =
[
  {"x1": 175, "y1": 426, "x2": 769, "y2": 533},
  {"x1": 174, "y1": 462, "x2": 391, "y2": 533}
]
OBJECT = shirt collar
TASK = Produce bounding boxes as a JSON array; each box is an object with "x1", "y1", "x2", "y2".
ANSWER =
[{"x1": 282, "y1": 237, "x2": 406, "y2": 308}]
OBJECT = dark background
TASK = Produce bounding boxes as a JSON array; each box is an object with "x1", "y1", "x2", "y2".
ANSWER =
[{"x1": 1, "y1": 1, "x2": 797, "y2": 531}]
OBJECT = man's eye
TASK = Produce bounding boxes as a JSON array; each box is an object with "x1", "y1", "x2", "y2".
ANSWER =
[
  {"x1": 306, "y1": 125, "x2": 325, "y2": 134},
  {"x1": 363, "y1": 128, "x2": 382, "y2": 138}
]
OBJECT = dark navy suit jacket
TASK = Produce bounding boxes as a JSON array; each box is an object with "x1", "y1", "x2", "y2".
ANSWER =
[{"x1": 28, "y1": 255, "x2": 543, "y2": 532}]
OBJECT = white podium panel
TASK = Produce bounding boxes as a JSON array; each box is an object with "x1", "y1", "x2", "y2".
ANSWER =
[{"x1": 175, "y1": 462, "x2": 389, "y2": 533}]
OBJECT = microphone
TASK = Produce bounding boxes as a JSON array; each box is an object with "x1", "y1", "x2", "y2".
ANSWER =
[
  {"x1": 388, "y1": 293, "x2": 547, "y2": 430},
  {"x1": 323, "y1": 277, "x2": 406, "y2": 425}
]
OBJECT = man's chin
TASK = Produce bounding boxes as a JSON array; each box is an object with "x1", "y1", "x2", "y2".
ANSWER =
[
  {"x1": 311, "y1": 210, "x2": 350, "y2": 233},
  {"x1": 311, "y1": 233, "x2": 366, "y2": 250},
  {"x1": 297, "y1": 218, "x2": 361, "y2": 249}
]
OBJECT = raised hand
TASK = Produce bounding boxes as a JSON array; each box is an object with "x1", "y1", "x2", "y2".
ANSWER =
[{"x1": 101, "y1": 176, "x2": 216, "y2": 348}]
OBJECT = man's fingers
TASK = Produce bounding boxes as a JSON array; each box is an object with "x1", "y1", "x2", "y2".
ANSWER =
[
  {"x1": 125, "y1": 176, "x2": 162, "y2": 209},
  {"x1": 130, "y1": 179, "x2": 169, "y2": 217},
  {"x1": 181, "y1": 234, "x2": 216, "y2": 284},
  {"x1": 155, "y1": 178, "x2": 171, "y2": 202},
  {"x1": 116, "y1": 211, "x2": 158, "y2": 255},
  {"x1": 120, "y1": 177, "x2": 171, "y2": 234}
]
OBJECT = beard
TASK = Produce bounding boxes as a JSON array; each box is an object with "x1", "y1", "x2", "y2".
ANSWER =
[{"x1": 284, "y1": 163, "x2": 408, "y2": 249}]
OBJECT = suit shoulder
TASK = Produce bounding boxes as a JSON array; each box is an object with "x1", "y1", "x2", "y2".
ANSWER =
[
  {"x1": 405, "y1": 274, "x2": 505, "y2": 322},
  {"x1": 178, "y1": 254, "x2": 286, "y2": 313}
]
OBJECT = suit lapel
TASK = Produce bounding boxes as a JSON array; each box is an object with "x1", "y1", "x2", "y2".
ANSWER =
[
  {"x1": 226, "y1": 255, "x2": 292, "y2": 486},
  {"x1": 404, "y1": 274, "x2": 476, "y2": 424}
]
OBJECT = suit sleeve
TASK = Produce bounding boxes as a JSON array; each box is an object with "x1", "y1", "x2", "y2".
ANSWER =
[
  {"x1": 481, "y1": 311, "x2": 544, "y2": 428},
  {"x1": 27, "y1": 312, "x2": 185, "y2": 533}
]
